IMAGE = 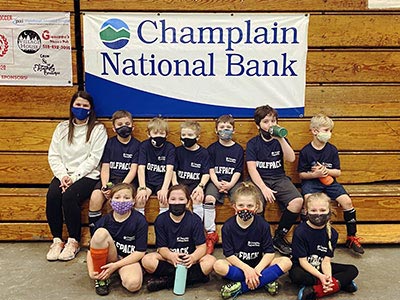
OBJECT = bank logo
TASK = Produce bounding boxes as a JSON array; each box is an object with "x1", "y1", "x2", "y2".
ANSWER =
[{"x1": 100, "y1": 18, "x2": 130, "y2": 49}]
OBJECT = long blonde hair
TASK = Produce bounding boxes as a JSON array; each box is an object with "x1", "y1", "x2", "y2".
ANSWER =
[{"x1": 231, "y1": 181, "x2": 264, "y2": 214}]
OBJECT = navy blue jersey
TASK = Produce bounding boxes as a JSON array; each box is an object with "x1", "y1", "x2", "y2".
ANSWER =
[
  {"x1": 207, "y1": 141, "x2": 244, "y2": 182},
  {"x1": 94, "y1": 210, "x2": 148, "y2": 257},
  {"x1": 291, "y1": 221, "x2": 338, "y2": 270},
  {"x1": 138, "y1": 139, "x2": 175, "y2": 187},
  {"x1": 154, "y1": 211, "x2": 206, "y2": 254},
  {"x1": 246, "y1": 135, "x2": 287, "y2": 178},
  {"x1": 175, "y1": 145, "x2": 210, "y2": 188},
  {"x1": 298, "y1": 142, "x2": 341, "y2": 180},
  {"x1": 222, "y1": 215, "x2": 274, "y2": 268},
  {"x1": 101, "y1": 136, "x2": 140, "y2": 180}
]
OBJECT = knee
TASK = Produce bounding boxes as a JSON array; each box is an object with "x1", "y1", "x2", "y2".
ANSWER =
[
  {"x1": 89, "y1": 190, "x2": 105, "y2": 210},
  {"x1": 141, "y1": 254, "x2": 156, "y2": 273},
  {"x1": 288, "y1": 197, "x2": 304, "y2": 213},
  {"x1": 205, "y1": 195, "x2": 216, "y2": 204},
  {"x1": 276, "y1": 256, "x2": 292, "y2": 273},
  {"x1": 122, "y1": 277, "x2": 142, "y2": 292},
  {"x1": 91, "y1": 228, "x2": 110, "y2": 245},
  {"x1": 338, "y1": 195, "x2": 353, "y2": 210},
  {"x1": 213, "y1": 259, "x2": 228, "y2": 276}
]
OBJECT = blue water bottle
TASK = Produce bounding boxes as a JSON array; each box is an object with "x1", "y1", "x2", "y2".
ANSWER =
[{"x1": 173, "y1": 263, "x2": 187, "y2": 295}]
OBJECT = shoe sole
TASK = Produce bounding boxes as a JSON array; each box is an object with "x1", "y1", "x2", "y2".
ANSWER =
[
  {"x1": 273, "y1": 245, "x2": 292, "y2": 256},
  {"x1": 58, "y1": 248, "x2": 80, "y2": 261}
]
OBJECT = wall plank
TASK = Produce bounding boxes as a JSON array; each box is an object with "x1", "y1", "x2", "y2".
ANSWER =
[{"x1": 4, "y1": 0, "x2": 74, "y2": 11}]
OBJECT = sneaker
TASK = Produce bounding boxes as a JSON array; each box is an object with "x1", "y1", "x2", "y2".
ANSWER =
[
  {"x1": 297, "y1": 286, "x2": 316, "y2": 300},
  {"x1": 206, "y1": 231, "x2": 219, "y2": 254},
  {"x1": 265, "y1": 281, "x2": 279, "y2": 296},
  {"x1": 58, "y1": 238, "x2": 80, "y2": 261},
  {"x1": 343, "y1": 280, "x2": 358, "y2": 293},
  {"x1": 147, "y1": 276, "x2": 173, "y2": 292},
  {"x1": 346, "y1": 236, "x2": 365, "y2": 254},
  {"x1": 95, "y1": 279, "x2": 110, "y2": 296},
  {"x1": 46, "y1": 238, "x2": 64, "y2": 261},
  {"x1": 220, "y1": 281, "x2": 242, "y2": 299},
  {"x1": 273, "y1": 235, "x2": 292, "y2": 256}
]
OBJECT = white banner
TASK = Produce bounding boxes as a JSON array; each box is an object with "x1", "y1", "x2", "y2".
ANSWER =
[
  {"x1": 368, "y1": 0, "x2": 400, "y2": 8},
  {"x1": 0, "y1": 12, "x2": 72, "y2": 86},
  {"x1": 84, "y1": 13, "x2": 309, "y2": 117}
]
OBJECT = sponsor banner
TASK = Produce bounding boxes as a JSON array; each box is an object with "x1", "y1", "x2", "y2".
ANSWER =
[
  {"x1": 84, "y1": 13, "x2": 309, "y2": 117},
  {"x1": 0, "y1": 12, "x2": 72, "y2": 86},
  {"x1": 368, "y1": 0, "x2": 400, "y2": 8}
]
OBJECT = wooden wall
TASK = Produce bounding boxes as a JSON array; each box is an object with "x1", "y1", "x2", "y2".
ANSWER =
[{"x1": 1, "y1": 0, "x2": 400, "y2": 243}]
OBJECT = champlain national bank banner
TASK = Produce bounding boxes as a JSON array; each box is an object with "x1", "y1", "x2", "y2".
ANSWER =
[
  {"x1": 83, "y1": 13, "x2": 309, "y2": 117},
  {"x1": 0, "y1": 12, "x2": 72, "y2": 86}
]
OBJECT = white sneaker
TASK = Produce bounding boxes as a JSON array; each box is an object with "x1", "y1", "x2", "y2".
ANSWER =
[
  {"x1": 46, "y1": 238, "x2": 64, "y2": 261},
  {"x1": 58, "y1": 238, "x2": 80, "y2": 261}
]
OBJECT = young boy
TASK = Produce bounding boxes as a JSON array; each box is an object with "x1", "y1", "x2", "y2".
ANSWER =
[
  {"x1": 297, "y1": 113, "x2": 364, "y2": 254},
  {"x1": 172, "y1": 120, "x2": 210, "y2": 221},
  {"x1": 136, "y1": 117, "x2": 175, "y2": 215},
  {"x1": 246, "y1": 105, "x2": 303, "y2": 256},
  {"x1": 88, "y1": 110, "x2": 140, "y2": 234},
  {"x1": 204, "y1": 114, "x2": 244, "y2": 254}
]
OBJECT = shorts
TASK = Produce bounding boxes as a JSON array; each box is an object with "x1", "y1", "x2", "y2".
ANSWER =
[
  {"x1": 262, "y1": 176, "x2": 302, "y2": 209},
  {"x1": 147, "y1": 183, "x2": 163, "y2": 195},
  {"x1": 93, "y1": 177, "x2": 137, "y2": 191},
  {"x1": 301, "y1": 180, "x2": 348, "y2": 200},
  {"x1": 204, "y1": 181, "x2": 242, "y2": 204}
]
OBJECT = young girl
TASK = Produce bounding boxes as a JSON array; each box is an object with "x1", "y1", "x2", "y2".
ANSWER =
[
  {"x1": 290, "y1": 192, "x2": 359, "y2": 300},
  {"x1": 46, "y1": 91, "x2": 108, "y2": 261},
  {"x1": 141, "y1": 184, "x2": 216, "y2": 292},
  {"x1": 87, "y1": 183, "x2": 148, "y2": 296},
  {"x1": 213, "y1": 181, "x2": 292, "y2": 299}
]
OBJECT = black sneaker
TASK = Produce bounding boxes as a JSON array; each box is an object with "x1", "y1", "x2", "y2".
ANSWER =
[
  {"x1": 273, "y1": 235, "x2": 292, "y2": 256},
  {"x1": 147, "y1": 276, "x2": 173, "y2": 292},
  {"x1": 346, "y1": 236, "x2": 365, "y2": 254},
  {"x1": 343, "y1": 280, "x2": 358, "y2": 293},
  {"x1": 297, "y1": 286, "x2": 316, "y2": 300},
  {"x1": 95, "y1": 279, "x2": 110, "y2": 296}
]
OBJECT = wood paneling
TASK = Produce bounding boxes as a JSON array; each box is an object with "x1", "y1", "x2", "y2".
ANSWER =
[{"x1": 4, "y1": 0, "x2": 74, "y2": 11}]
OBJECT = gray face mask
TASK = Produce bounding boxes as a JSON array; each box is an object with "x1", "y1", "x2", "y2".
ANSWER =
[
  {"x1": 218, "y1": 129, "x2": 233, "y2": 141},
  {"x1": 307, "y1": 212, "x2": 331, "y2": 226}
]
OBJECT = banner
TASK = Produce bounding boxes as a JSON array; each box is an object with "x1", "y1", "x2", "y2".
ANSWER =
[
  {"x1": 0, "y1": 12, "x2": 72, "y2": 86},
  {"x1": 84, "y1": 13, "x2": 309, "y2": 117},
  {"x1": 368, "y1": 0, "x2": 400, "y2": 8}
]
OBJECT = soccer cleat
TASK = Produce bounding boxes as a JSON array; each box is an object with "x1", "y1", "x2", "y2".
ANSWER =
[
  {"x1": 220, "y1": 281, "x2": 242, "y2": 299},
  {"x1": 297, "y1": 286, "x2": 316, "y2": 300},
  {"x1": 95, "y1": 279, "x2": 110, "y2": 296},
  {"x1": 206, "y1": 231, "x2": 219, "y2": 254},
  {"x1": 272, "y1": 235, "x2": 292, "y2": 256},
  {"x1": 46, "y1": 238, "x2": 64, "y2": 261},
  {"x1": 147, "y1": 276, "x2": 173, "y2": 292},
  {"x1": 346, "y1": 236, "x2": 365, "y2": 254},
  {"x1": 265, "y1": 281, "x2": 279, "y2": 296},
  {"x1": 343, "y1": 280, "x2": 358, "y2": 293},
  {"x1": 58, "y1": 238, "x2": 80, "y2": 261}
]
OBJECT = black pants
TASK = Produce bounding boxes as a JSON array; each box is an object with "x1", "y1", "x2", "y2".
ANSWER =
[
  {"x1": 289, "y1": 262, "x2": 358, "y2": 289},
  {"x1": 46, "y1": 177, "x2": 98, "y2": 241}
]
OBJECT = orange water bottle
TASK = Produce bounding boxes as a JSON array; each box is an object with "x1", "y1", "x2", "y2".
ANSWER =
[{"x1": 312, "y1": 161, "x2": 334, "y2": 185}]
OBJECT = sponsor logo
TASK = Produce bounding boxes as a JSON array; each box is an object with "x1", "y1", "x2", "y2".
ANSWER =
[
  {"x1": 0, "y1": 34, "x2": 9, "y2": 57},
  {"x1": 17, "y1": 30, "x2": 41, "y2": 54},
  {"x1": 100, "y1": 18, "x2": 130, "y2": 50}
]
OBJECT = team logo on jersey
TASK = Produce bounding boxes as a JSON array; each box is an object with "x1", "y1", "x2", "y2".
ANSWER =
[
  {"x1": 100, "y1": 18, "x2": 130, "y2": 50},
  {"x1": 123, "y1": 235, "x2": 136, "y2": 241}
]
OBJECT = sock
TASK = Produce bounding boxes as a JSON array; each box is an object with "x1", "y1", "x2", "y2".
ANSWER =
[
  {"x1": 224, "y1": 265, "x2": 245, "y2": 282},
  {"x1": 90, "y1": 247, "x2": 108, "y2": 273},
  {"x1": 193, "y1": 204, "x2": 204, "y2": 221},
  {"x1": 187, "y1": 263, "x2": 209, "y2": 285},
  {"x1": 88, "y1": 210, "x2": 102, "y2": 236},
  {"x1": 343, "y1": 208, "x2": 357, "y2": 236},
  {"x1": 159, "y1": 207, "x2": 168, "y2": 215},
  {"x1": 277, "y1": 209, "x2": 299, "y2": 234},
  {"x1": 204, "y1": 202, "x2": 216, "y2": 232},
  {"x1": 135, "y1": 207, "x2": 145, "y2": 215},
  {"x1": 313, "y1": 277, "x2": 341, "y2": 298},
  {"x1": 239, "y1": 264, "x2": 284, "y2": 294}
]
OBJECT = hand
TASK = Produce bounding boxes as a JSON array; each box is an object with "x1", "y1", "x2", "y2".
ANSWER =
[
  {"x1": 157, "y1": 188, "x2": 168, "y2": 205},
  {"x1": 243, "y1": 266, "x2": 261, "y2": 290},
  {"x1": 135, "y1": 189, "x2": 148, "y2": 204},
  {"x1": 191, "y1": 187, "x2": 204, "y2": 203},
  {"x1": 171, "y1": 252, "x2": 183, "y2": 267},
  {"x1": 261, "y1": 186, "x2": 277, "y2": 203},
  {"x1": 219, "y1": 180, "x2": 233, "y2": 193},
  {"x1": 60, "y1": 176, "x2": 72, "y2": 193},
  {"x1": 102, "y1": 189, "x2": 111, "y2": 200},
  {"x1": 96, "y1": 262, "x2": 118, "y2": 280},
  {"x1": 319, "y1": 274, "x2": 333, "y2": 293},
  {"x1": 180, "y1": 253, "x2": 195, "y2": 269}
]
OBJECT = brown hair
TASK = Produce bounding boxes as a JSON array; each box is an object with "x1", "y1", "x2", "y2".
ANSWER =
[
  {"x1": 110, "y1": 182, "x2": 135, "y2": 199},
  {"x1": 167, "y1": 184, "x2": 193, "y2": 210},
  {"x1": 215, "y1": 114, "x2": 235, "y2": 129},
  {"x1": 180, "y1": 120, "x2": 201, "y2": 136},
  {"x1": 254, "y1": 105, "x2": 278, "y2": 126},
  {"x1": 231, "y1": 181, "x2": 264, "y2": 213},
  {"x1": 111, "y1": 110, "x2": 133, "y2": 127}
]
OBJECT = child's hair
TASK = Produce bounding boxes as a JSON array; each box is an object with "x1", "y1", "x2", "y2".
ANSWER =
[
  {"x1": 254, "y1": 105, "x2": 278, "y2": 125},
  {"x1": 147, "y1": 117, "x2": 169, "y2": 134},
  {"x1": 310, "y1": 113, "x2": 334, "y2": 130},
  {"x1": 305, "y1": 192, "x2": 333, "y2": 251},
  {"x1": 110, "y1": 183, "x2": 135, "y2": 199},
  {"x1": 231, "y1": 181, "x2": 264, "y2": 213},
  {"x1": 215, "y1": 114, "x2": 235, "y2": 129},
  {"x1": 167, "y1": 184, "x2": 193, "y2": 210},
  {"x1": 68, "y1": 90, "x2": 98, "y2": 144},
  {"x1": 180, "y1": 120, "x2": 201, "y2": 136},
  {"x1": 111, "y1": 110, "x2": 133, "y2": 126}
]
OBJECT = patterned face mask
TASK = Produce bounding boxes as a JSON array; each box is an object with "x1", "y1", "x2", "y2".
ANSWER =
[
  {"x1": 151, "y1": 136, "x2": 166, "y2": 147},
  {"x1": 307, "y1": 212, "x2": 331, "y2": 226},
  {"x1": 237, "y1": 209, "x2": 256, "y2": 222},
  {"x1": 217, "y1": 129, "x2": 233, "y2": 141},
  {"x1": 110, "y1": 200, "x2": 133, "y2": 215}
]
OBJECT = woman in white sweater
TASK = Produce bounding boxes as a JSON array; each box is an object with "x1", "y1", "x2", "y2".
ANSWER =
[{"x1": 46, "y1": 91, "x2": 108, "y2": 261}]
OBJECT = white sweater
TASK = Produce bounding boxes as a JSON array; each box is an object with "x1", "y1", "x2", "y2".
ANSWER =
[{"x1": 48, "y1": 120, "x2": 108, "y2": 182}]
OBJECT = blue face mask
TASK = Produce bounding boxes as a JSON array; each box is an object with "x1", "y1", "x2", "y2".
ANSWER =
[{"x1": 71, "y1": 107, "x2": 90, "y2": 121}]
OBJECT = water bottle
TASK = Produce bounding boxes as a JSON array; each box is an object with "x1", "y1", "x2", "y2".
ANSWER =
[
  {"x1": 269, "y1": 125, "x2": 288, "y2": 138},
  {"x1": 173, "y1": 263, "x2": 187, "y2": 295},
  {"x1": 311, "y1": 161, "x2": 334, "y2": 185}
]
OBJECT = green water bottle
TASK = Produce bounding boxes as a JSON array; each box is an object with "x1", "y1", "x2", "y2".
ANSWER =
[
  {"x1": 269, "y1": 125, "x2": 288, "y2": 138},
  {"x1": 173, "y1": 263, "x2": 187, "y2": 295}
]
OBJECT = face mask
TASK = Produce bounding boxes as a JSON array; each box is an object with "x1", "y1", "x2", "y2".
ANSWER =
[
  {"x1": 317, "y1": 132, "x2": 332, "y2": 143},
  {"x1": 218, "y1": 129, "x2": 233, "y2": 141},
  {"x1": 71, "y1": 107, "x2": 90, "y2": 121},
  {"x1": 169, "y1": 203, "x2": 186, "y2": 216},
  {"x1": 260, "y1": 128, "x2": 272, "y2": 140},
  {"x1": 181, "y1": 137, "x2": 197, "y2": 148},
  {"x1": 116, "y1": 126, "x2": 132, "y2": 138},
  {"x1": 110, "y1": 200, "x2": 133, "y2": 215},
  {"x1": 307, "y1": 212, "x2": 331, "y2": 227},
  {"x1": 151, "y1": 136, "x2": 166, "y2": 147},
  {"x1": 237, "y1": 209, "x2": 255, "y2": 222}
]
